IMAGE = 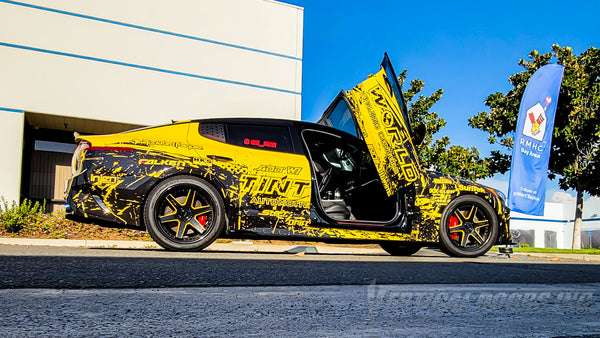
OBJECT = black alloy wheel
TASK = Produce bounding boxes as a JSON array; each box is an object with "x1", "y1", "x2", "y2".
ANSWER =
[
  {"x1": 439, "y1": 195, "x2": 498, "y2": 257},
  {"x1": 144, "y1": 176, "x2": 224, "y2": 251}
]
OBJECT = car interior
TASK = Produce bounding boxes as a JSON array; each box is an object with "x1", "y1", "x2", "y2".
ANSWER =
[{"x1": 302, "y1": 129, "x2": 398, "y2": 222}]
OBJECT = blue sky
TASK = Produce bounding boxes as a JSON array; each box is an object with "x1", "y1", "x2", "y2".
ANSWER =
[{"x1": 283, "y1": 0, "x2": 600, "y2": 203}]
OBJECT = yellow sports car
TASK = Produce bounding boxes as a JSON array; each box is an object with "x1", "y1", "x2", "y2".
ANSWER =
[{"x1": 65, "y1": 54, "x2": 511, "y2": 257}]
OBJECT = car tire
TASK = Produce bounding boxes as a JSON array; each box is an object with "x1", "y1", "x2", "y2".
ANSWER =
[
  {"x1": 144, "y1": 176, "x2": 224, "y2": 252},
  {"x1": 380, "y1": 243, "x2": 422, "y2": 256},
  {"x1": 439, "y1": 195, "x2": 498, "y2": 257}
]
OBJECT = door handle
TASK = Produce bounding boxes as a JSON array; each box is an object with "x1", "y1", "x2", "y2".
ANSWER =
[{"x1": 207, "y1": 155, "x2": 233, "y2": 162}]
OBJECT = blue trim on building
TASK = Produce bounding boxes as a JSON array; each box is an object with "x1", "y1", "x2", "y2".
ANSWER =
[
  {"x1": 0, "y1": 107, "x2": 24, "y2": 113},
  {"x1": 511, "y1": 217, "x2": 569, "y2": 223},
  {"x1": 1, "y1": 0, "x2": 301, "y2": 61},
  {"x1": 512, "y1": 216, "x2": 600, "y2": 223},
  {"x1": 0, "y1": 42, "x2": 301, "y2": 95}
]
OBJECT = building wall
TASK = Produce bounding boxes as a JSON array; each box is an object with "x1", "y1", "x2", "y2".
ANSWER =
[
  {"x1": 0, "y1": 0, "x2": 303, "y2": 124},
  {"x1": 511, "y1": 202, "x2": 600, "y2": 249},
  {"x1": 0, "y1": 109, "x2": 24, "y2": 204},
  {"x1": 511, "y1": 202, "x2": 572, "y2": 249},
  {"x1": 0, "y1": 0, "x2": 304, "y2": 203}
]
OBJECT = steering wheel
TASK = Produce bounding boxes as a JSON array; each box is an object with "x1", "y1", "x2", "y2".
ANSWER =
[{"x1": 323, "y1": 148, "x2": 355, "y2": 172}]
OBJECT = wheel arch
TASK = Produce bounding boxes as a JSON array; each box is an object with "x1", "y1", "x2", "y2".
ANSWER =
[{"x1": 439, "y1": 191, "x2": 497, "y2": 217}]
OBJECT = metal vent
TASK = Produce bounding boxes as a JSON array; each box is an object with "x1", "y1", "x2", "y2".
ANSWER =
[{"x1": 198, "y1": 123, "x2": 226, "y2": 142}]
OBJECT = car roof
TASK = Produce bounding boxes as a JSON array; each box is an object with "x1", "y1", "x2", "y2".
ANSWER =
[
  {"x1": 190, "y1": 117, "x2": 356, "y2": 138},
  {"x1": 191, "y1": 117, "x2": 303, "y2": 127}
]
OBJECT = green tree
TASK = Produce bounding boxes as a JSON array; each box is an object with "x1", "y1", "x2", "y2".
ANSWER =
[
  {"x1": 399, "y1": 70, "x2": 491, "y2": 180},
  {"x1": 469, "y1": 44, "x2": 600, "y2": 249}
]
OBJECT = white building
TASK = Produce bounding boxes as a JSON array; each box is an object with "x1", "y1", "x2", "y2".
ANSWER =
[
  {"x1": 0, "y1": 0, "x2": 304, "y2": 209},
  {"x1": 511, "y1": 202, "x2": 600, "y2": 249}
]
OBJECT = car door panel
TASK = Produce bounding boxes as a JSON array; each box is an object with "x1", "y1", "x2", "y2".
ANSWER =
[
  {"x1": 189, "y1": 122, "x2": 312, "y2": 231},
  {"x1": 345, "y1": 57, "x2": 421, "y2": 196}
]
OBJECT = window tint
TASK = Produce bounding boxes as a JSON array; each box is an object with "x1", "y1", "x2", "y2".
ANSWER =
[
  {"x1": 324, "y1": 99, "x2": 358, "y2": 138},
  {"x1": 382, "y1": 55, "x2": 413, "y2": 135},
  {"x1": 302, "y1": 130, "x2": 373, "y2": 175},
  {"x1": 226, "y1": 124, "x2": 293, "y2": 153}
]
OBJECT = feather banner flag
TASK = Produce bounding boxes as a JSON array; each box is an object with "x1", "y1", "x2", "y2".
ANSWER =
[{"x1": 507, "y1": 64, "x2": 564, "y2": 216}]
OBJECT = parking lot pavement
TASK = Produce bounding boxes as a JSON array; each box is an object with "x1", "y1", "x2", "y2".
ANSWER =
[
  {"x1": 1, "y1": 240, "x2": 599, "y2": 336},
  {"x1": 1, "y1": 237, "x2": 599, "y2": 262},
  {"x1": 0, "y1": 283, "x2": 598, "y2": 337}
]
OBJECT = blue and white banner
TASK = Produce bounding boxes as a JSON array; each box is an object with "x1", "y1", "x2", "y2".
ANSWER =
[{"x1": 507, "y1": 64, "x2": 564, "y2": 216}]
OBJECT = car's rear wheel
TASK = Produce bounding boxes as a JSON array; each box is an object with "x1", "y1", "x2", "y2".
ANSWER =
[
  {"x1": 439, "y1": 195, "x2": 498, "y2": 257},
  {"x1": 380, "y1": 243, "x2": 422, "y2": 256},
  {"x1": 144, "y1": 176, "x2": 224, "y2": 251}
]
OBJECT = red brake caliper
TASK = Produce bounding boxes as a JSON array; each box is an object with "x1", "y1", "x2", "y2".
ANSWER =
[
  {"x1": 449, "y1": 215, "x2": 459, "y2": 241},
  {"x1": 197, "y1": 215, "x2": 207, "y2": 226}
]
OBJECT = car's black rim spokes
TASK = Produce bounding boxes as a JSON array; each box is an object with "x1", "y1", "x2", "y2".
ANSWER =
[
  {"x1": 448, "y1": 204, "x2": 490, "y2": 249},
  {"x1": 156, "y1": 187, "x2": 213, "y2": 242}
]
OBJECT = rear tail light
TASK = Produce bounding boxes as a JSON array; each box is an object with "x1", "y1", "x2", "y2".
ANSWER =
[
  {"x1": 71, "y1": 141, "x2": 90, "y2": 175},
  {"x1": 71, "y1": 142, "x2": 134, "y2": 175},
  {"x1": 88, "y1": 146, "x2": 134, "y2": 152},
  {"x1": 74, "y1": 141, "x2": 91, "y2": 154}
]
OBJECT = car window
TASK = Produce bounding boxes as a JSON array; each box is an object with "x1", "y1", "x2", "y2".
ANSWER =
[
  {"x1": 323, "y1": 98, "x2": 359, "y2": 138},
  {"x1": 302, "y1": 130, "x2": 374, "y2": 177},
  {"x1": 381, "y1": 54, "x2": 413, "y2": 135},
  {"x1": 226, "y1": 124, "x2": 294, "y2": 153}
]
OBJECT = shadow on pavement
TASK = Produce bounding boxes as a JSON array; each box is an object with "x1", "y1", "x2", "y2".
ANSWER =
[{"x1": 1, "y1": 253, "x2": 599, "y2": 288}]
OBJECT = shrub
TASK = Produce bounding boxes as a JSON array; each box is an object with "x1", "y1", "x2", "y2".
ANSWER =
[
  {"x1": 0, "y1": 197, "x2": 45, "y2": 233},
  {"x1": 0, "y1": 197, "x2": 151, "y2": 240}
]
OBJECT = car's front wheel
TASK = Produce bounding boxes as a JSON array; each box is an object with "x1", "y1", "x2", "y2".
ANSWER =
[
  {"x1": 380, "y1": 243, "x2": 422, "y2": 256},
  {"x1": 144, "y1": 176, "x2": 224, "y2": 251},
  {"x1": 439, "y1": 195, "x2": 498, "y2": 257}
]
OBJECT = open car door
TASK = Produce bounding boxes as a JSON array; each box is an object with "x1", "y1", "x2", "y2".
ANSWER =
[{"x1": 345, "y1": 53, "x2": 421, "y2": 196}]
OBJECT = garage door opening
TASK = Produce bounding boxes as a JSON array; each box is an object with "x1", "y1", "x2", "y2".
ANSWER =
[{"x1": 21, "y1": 112, "x2": 143, "y2": 212}]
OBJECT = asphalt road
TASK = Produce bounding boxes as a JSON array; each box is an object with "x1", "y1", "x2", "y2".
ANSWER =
[
  {"x1": 1, "y1": 245, "x2": 600, "y2": 288},
  {"x1": 1, "y1": 245, "x2": 599, "y2": 337}
]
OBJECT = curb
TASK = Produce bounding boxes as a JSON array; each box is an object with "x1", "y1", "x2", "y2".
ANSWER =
[
  {"x1": 1, "y1": 238, "x2": 599, "y2": 261},
  {"x1": 0, "y1": 237, "x2": 158, "y2": 249},
  {"x1": 0, "y1": 237, "x2": 388, "y2": 255},
  {"x1": 515, "y1": 252, "x2": 600, "y2": 262}
]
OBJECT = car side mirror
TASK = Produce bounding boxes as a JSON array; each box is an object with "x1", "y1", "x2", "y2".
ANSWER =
[{"x1": 413, "y1": 124, "x2": 426, "y2": 146}]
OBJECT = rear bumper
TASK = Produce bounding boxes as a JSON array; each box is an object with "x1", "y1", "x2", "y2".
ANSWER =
[
  {"x1": 65, "y1": 212, "x2": 143, "y2": 230},
  {"x1": 64, "y1": 171, "x2": 148, "y2": 228}
]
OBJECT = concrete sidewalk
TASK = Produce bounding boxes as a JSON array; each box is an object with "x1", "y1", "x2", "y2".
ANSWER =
[
  {"x1": 513, "y1": 251, "x2": 600, "y2": 262},
  {"x1": 1, "y1": 237, "x2": 600, "y2": 261},
  {"x1": 0, "y1": 237, "x2": 387, "y2": 255}
]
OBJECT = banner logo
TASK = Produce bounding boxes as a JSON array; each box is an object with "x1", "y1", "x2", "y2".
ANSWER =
[{"x1": 523, "y1": 97, "x2": 552, "y2": 141}]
